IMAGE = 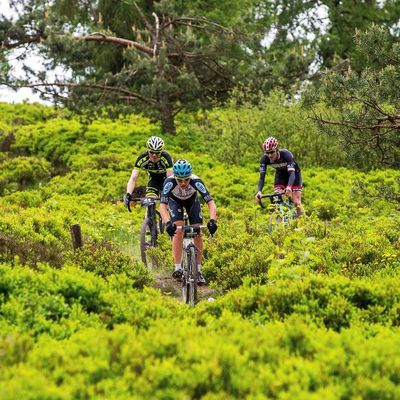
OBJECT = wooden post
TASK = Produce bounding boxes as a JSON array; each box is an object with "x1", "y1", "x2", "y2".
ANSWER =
[{"x1": 70, "y1": 224, "x2": 83, "y2": 250}]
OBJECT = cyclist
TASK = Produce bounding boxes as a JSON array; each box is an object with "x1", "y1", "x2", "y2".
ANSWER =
[
  {"x1": 255, "y1": 136, "x2": 304, "y2": 216},
  {"x1": 124, "y1": 136, "x2": 173, "y2": 207},
  {"x1": 159, "y1": 159, "x2": 218, "y2": 286}
]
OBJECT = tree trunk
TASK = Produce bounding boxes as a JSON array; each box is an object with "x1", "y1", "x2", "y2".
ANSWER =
[
  {"x1": 70, "y1": 224, "x2": 83, "y2": 250},
  {"x1": 160, "y1": 105, "x2": 176, "y2": 134}
]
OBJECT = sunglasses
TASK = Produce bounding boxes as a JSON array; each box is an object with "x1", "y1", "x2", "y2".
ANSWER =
[
  {"x1": 176, "y1": 177, "x2": 190, "y2": 183},
  {"x1": 265, "y1": 150, "x2": 276, "y2": 154},
  {"x1": 149, "y1": 151, "x2": 161, "y2": 155}
]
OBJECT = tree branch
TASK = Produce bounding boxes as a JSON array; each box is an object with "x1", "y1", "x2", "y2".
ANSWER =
[
  {"x1": 162, "y1": 17, "x2": 232, "y2": 34},
  {"x1": 133, "y1": 2, "x2": 154, "y2": 33},
  {"x1": 22, "y1": 82, "x2": 157, "y2": 105},
  {"x1": 1, "y1": 34, "x2": 43, "y2": 49},
  {"x1": 152, "y1": 12, "x2": 160, "y2": 58},
  {"x1": 76, "y1": 32, "x2": 207, "y2": 59},
  {"x1": 350, "y1": 95, "x2": 399, "y2": 120},
  {"x1": 312, "y1": 115, "x2": 400, "y2": 131},
  {"x1": 78, "y1": 33, "x2": 154, "y2": 56}
]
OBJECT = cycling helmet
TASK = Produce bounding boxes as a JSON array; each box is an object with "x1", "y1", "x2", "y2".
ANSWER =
[
  {"x1": 262, "y1": 136, "x2": 279, "y2": 152},
  {"x1": 146, "y1": 136, "x2": 164, "y2": 152},
  {"x1": 173, "y1": 159, "x2": 193, "y2": 178}
]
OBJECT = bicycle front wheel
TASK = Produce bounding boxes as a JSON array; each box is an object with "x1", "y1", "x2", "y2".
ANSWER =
[
  {"x1": 268, "y1": 211, "x2": 282, "y2": 233},
  {"x1": 156, "y1": 210, "x2": 165, "y2": 234},
  {"x1": 182, "y1": 246, "x2": 198, "y2": 306},
  {"x1": 140, "y1": 217, "x2": 157, "y2": 267}
]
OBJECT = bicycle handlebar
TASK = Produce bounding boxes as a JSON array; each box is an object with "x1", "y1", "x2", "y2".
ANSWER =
[
  {"x1": 126, "y1": 197, "x2": 160, "y2": 213},
  {"x1": 175, "y1": 225, "x2": 211, "y2": 238},
  {"x1": 130, "y1": 197, "x2": 160, "y2": 202},
  {"x1": 258, "y1": 193, "x2": 284, "y2": 209},
  {"x1": 176, "y1": 225, "x2": 207, "y2": 232}
]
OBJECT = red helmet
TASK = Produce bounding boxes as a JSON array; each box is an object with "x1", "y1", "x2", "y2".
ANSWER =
[{"x1": 262, "y1": 137, "x2": 279, "y2": 152}]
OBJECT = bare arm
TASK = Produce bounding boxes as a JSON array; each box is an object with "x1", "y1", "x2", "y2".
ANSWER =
[
  {"x1": 207, "y1": 200, "x2": 217, "y2": 220},
  {"x1": 126, "y1": 169, "x2": 139, "y2": 194},
  {"x1": 159, "y1": 203, "x2": 170, "y2": 223},
  {"x1": 166, "y1": 169, "x2": 173, "y2": 177}
]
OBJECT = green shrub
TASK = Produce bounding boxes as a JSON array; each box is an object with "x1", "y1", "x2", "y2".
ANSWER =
[
  {"x1": 68, "y1": 242, "x2": 152, "y2": 288},
  {"x1": 0, "y1": 263, "x2": 178, "y2": 338},
  {"x1": 1, "y1": 317, "x2": 400, "y2": 399},
  {"x1": 189, "y1": 90, "x2": 346, "y2": 167},
  {"x1": 1, "y1": 102, "x2": 400, "y2": 398},
  {"x1": 0, "y1": 157, "x2": 52, "y2": 194},
  {"x1": 200, "y1": 275, "x2": 400, "y2": 330}
]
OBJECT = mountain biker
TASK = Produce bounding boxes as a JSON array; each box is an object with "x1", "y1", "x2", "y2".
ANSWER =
[
  {"x1": 159, "y1": 159, "x2": 218, "y2": 286},
  {"x1": 255, "y1": 136, "x2": 304, "y2": 216},
  {"x1": 123, "y1": 136, "x2": 173, "y2": 207}
]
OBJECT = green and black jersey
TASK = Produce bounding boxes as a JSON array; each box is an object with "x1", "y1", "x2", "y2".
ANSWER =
[{"x1": 134, "y1": 151, "x2": 173, "y2": 194}]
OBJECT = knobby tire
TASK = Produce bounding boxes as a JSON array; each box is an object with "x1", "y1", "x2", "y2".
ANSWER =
[
  {"x1": 140, "y1": 217, "x2": 157, "y2": 267},
  {"x1": 268, "y1": 211, "x2": 282, "y2": 233},
  {"x1": 182, "y1": 246, "x2": 198, "y2": 306}
]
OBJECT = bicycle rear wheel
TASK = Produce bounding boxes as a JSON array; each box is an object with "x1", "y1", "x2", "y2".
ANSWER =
[
  {"x1": 140, "y1": 217, "x2": 157, "y2": 267},
  {"x1": 182, "y1": 246, "x2": 198, "y2": 306}
]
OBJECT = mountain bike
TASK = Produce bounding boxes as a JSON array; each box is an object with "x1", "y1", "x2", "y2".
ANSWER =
[
  {"x1": 176, "y1": 224, "x2": 208, "y2": 307},
  {"x1": 127, "y1": 197, "x2": 163, "y2": 267},
  {"x1": 259, "y1": 193, "x2": 297, "y2": 232}
]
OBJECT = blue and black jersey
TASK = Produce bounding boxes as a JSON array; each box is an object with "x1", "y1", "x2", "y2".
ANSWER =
[
  {"x1": 161, "y1": 175, "x2": 213, "y2": 204},
  {"x1": 161, "y1": 174, "x2": 213, "y2": 224}
]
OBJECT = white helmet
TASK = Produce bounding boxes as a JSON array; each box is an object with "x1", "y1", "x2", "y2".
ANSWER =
[{"x1": 146, "y1": 136, "x2": 164, "y2": 152}]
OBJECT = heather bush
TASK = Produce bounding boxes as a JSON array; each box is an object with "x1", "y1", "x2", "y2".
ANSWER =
[{"x1": 0, "y1": 102, "x2": 399, "y2": 398}]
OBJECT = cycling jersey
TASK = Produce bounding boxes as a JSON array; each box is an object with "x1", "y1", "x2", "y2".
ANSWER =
[
  {"x1": 161, "y1": 174, "x2": 213, "y2": 204},
  {"x1": 161, "y1": 174, "x2": 213, "y2": 224},
  {"x1": 257, "y1": 149, "x2": 302, "y2": 192},
  {"x1": 134, "y1": 151, "x2": 173, "y2": 194}
]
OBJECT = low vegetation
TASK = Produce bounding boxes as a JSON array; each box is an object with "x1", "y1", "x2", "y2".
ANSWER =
[{"x1": 0, "y1": 101, "x2": 399, "y2": 397}]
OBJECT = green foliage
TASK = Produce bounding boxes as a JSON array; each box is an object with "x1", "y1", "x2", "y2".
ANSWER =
[
  {"x1": 68, "y1": 242, "x2": 152, "y2": 288},
  {"x1": 189, "y1": 90, "x2": 346, "y2": 167},
  {"x1": 1, "y1": 0, "x2": 259, "y2": 132},
  {"x1": 1, "y1": 314, "x2": 400, "y2": 398},
  {"x1": 0, "y1": 102, "x2": 400, "y2": 397},
  {"x1": 11, "y1": 118, "x2": 84, "y2": 167},
  {"x1": 0, "y1": 263, "x2": 177, "y2": 339},
  {"x1": 0, "y1": 156, "x2": 52, "y2": 194},
  {"x1": 304, "y1": 25, "x2": 400, "y2": 169},
  {"x1": 0, "y1": 103, "x2": 57, "y2": 126},
  {"x1": 201, "y1": 274, "x2": 400, "y2": 330},
  {"x1": 202, "y1": 216, "x2": 275, "y2": 290}
]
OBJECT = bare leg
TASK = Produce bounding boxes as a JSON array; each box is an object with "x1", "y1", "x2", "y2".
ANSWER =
[
  {"x1": 172, "y1": 221, "x2": 184, "y2": 264},
  {"x1": 292, "y1": 191, "x2": 304, "y2": 216}
]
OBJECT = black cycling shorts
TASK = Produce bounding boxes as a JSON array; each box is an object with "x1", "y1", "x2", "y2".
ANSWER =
[
  {"x1": 168, "y1": 196, "x2": 203, "y2": 224},
  {"x1": 274, "y1": 171, "x2": 302, "y2": 191},
  {"x1": 146, "y1": 176, "x2": 164, "y2": 196}
]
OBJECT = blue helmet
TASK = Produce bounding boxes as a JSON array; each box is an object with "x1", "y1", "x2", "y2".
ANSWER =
[{"x1": 173, "y1": 159, "x2": 193, "y2": 178}]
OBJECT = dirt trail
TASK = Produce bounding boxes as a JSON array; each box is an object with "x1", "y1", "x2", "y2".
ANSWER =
[{"x1": 151, "y1": 268, "x2": 217, "y2": 303}]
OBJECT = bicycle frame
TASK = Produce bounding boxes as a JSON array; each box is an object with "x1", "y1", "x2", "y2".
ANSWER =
[
  {"x1": 141, "y1": 197, "x2": 157, "y2": 221},
  {"x1": 259, "y1": 193, "x2": 297, "y2": 231},
  {"x1": 130, "y1": 197, "x2": 163, "y2": 267},
  {"x1": 176, "y1": 224, "x2": 207, "y2": 307}
]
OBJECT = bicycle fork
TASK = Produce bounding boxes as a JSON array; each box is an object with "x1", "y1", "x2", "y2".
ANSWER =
[
  {"x1": 277, "y1": 204, "x2": 288, "y2": 223},
  {"x1": 183, "y1": 240, "x2": 197, "y2": 271}
]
